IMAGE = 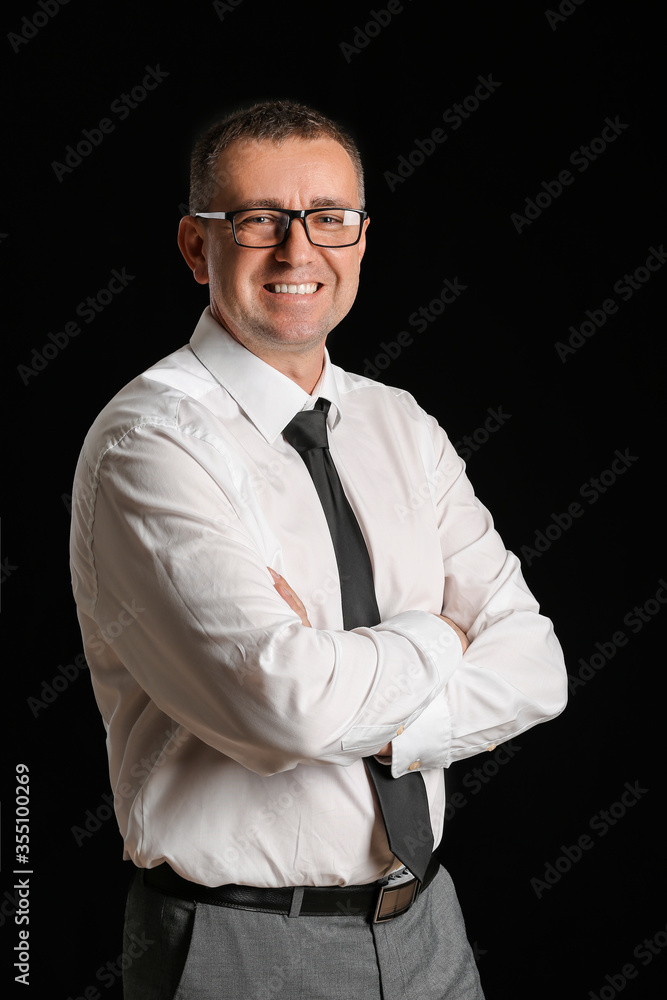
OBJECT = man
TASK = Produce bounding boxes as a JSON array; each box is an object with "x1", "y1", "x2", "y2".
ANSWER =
[{"x1": 70, "y1": 100, "x2": 567, "y2": 999}]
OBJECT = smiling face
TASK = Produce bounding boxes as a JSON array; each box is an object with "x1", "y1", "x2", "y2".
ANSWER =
[{"x1": 178, "y1": 137, "x2": 369, "y2": 389}]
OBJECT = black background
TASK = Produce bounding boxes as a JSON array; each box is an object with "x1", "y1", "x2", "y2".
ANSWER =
[{"x1": 2, "y1": 0, "x2": 665, "y2": 997}]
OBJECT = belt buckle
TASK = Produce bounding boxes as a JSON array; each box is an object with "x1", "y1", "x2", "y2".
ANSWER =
[{"x1": 373, "y1": 868, "x2": 421, "y2": 923}]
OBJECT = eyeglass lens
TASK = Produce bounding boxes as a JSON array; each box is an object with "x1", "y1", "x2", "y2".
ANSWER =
[{"x1": 233, "y1": 209, "x2": 362, "y2": 247}]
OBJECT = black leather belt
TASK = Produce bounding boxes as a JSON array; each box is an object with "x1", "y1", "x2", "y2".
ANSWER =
[{"x1": 143, "y1": 854, "x2": 440, "y2": 924}]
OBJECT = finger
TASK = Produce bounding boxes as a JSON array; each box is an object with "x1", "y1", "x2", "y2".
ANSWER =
[
  {"x1": 267, "y1": 568, "x2": 311, "y2": 626},
  {"x1": 268, "y1": 567, "x2": 296, "y2": 603}
]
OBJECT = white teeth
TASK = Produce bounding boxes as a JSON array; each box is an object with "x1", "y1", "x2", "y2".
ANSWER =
[{"x1": 271, "y1": 282, "x2": 318, "y2": 294}]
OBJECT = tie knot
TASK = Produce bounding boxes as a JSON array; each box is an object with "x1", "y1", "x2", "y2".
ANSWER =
[{"x1": 283, "y1": 399, "x2": 331, "y2": 453}]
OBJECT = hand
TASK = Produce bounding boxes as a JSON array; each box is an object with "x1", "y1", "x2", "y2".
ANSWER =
[
  {"x1": 434, "y1": 615, "x2": 470, "y2": 654},
  {"x1": 380, "y1": 617, "x2": 468, "y2": 757},
  {"x1": 268, "y1": 568, "x2": 391, "y2": 754},
  {"x1": 268, "y1": 568, "x2": 311, "y2": 627}
]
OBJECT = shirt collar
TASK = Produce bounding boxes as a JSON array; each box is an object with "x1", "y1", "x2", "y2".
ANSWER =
[{"x1": 189, "y1": 308, "x2": 342, "y2": 443}]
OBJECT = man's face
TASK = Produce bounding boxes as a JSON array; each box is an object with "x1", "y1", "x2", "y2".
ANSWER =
[{"x1": 184, "y1": 137, "x2": 368, "y2": 362}]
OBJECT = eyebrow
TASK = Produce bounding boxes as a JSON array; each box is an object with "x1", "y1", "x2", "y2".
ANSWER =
[{"x1": 231, "y1": 197, "x2": 355, "y2": 210}]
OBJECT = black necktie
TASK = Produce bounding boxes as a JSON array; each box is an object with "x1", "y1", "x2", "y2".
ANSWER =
[{"x1": 283, "y1": 398, "x2": 434, "y2": 881}]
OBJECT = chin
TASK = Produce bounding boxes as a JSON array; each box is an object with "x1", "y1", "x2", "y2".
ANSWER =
[{"x1": 256, "y1": 318, "x2": 333, "y2": 348}]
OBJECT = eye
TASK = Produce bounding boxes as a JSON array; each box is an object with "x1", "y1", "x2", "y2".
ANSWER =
[
  {"x1": 310, "y1": 211, "x2": 346, "y2": 227},
  {"x1": 237, "y1": 213, "x2": 277, "y2": 227}
]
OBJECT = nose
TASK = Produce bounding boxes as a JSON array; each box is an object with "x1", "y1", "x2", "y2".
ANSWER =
[{"x1": 274, "y1": 216, "x2": 317, "y2": 265}]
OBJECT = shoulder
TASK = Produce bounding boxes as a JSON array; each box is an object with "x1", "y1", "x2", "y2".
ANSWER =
[
  {"x1": 79, "y1": 344, "x2": 219, "y2": 472},
  {"x1": 332, "y1": 363, "x2": 437, "y2": 431},
  {"x1": 330, "y1": 363, "x2": 460, "y2": 478}
]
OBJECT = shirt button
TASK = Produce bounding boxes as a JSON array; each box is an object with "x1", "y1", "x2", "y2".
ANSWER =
[
  {"x1": 408, "y1": 760, "x2": 421, "y2": 771},
  {"x1": 487, "y1": 744, "x2": 496, "y2": 751},
  {"x1": 396, "y1": 726, "x2": 405, "y2": 736}
]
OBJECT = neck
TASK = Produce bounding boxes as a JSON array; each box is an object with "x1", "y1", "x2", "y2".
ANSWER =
[
  {"x1": 282, "y1": 357, "x2": 325, "y2": 395},
  {"x1": 261, "y1": 347, "x2": 325, "y2": 394},
  {"x1": 227, "y1": 336, "x2": 325, "y2": 393},
  {"x1": 215, "y1": 315, "x2": 326, "y2": 393}
]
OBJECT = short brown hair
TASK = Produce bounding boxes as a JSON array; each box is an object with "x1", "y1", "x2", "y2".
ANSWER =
[{"x1": 188, "y1": 100, "x2": 365, "y2": 213}]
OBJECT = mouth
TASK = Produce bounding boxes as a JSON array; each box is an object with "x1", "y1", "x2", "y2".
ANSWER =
[{"x1": 265, "y1": 282, "x2": 320, "y2": 295}]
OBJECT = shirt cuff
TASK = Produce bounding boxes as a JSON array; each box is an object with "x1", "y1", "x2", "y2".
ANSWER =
[
  {"x1": 390, "y1": 691, "x2": 453, "y2": 778},
  {"x1": 373, "y1": 609, "x2": 464, "y2": 678},
  {"x1": 374, "y1": 611, "x2": 459, "y2": 777},
  {"x1": 337, "y1": 611, "x2": 461, "y2": 760}
]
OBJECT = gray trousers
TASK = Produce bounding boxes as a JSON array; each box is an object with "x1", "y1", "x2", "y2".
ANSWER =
[{"x1": 122, "y1": 867, "x2": 485, "y2": 999}]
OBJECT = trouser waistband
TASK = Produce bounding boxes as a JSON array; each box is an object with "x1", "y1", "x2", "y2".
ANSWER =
[{"x1": 142, "y1": 854, "x2": 440, "y2": 924}]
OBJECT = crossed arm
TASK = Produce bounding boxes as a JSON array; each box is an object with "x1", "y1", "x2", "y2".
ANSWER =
[
  {"x1": 75, "y1": 405, "x2": 566, "y2": 777},
  {"x1": 269, "y1": 566, "x2": 471, "y2": 757}
]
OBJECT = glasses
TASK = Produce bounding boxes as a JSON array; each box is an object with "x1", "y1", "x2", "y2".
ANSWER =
[{"x1": 194, "y1": 207, "x2": 368, "y2": 248}]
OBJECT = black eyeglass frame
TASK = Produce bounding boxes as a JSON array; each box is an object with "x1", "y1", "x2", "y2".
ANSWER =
[{"x1": 194, "y1": 207, "x2": 369, "y2": 248}]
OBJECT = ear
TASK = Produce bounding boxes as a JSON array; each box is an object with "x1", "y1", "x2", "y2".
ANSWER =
[
  {"x1": 357, "y1": 214, "x2": 369, "y2": 265},
  {"x1": 178, "y1": 216, "x2": 210, "y2": 285}
]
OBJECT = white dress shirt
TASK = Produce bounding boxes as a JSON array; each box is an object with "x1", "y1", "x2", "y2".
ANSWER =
[{"x1": 70, "y1": 308, "x2": 567, "y2": 888}]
